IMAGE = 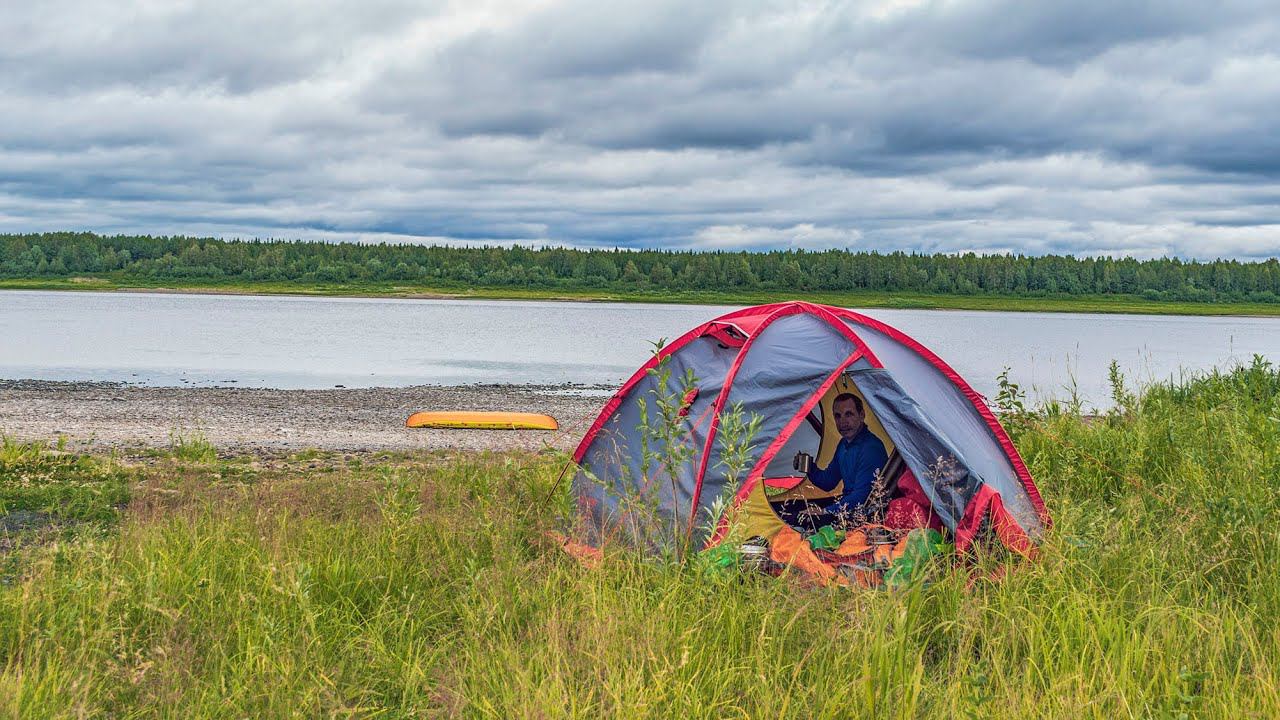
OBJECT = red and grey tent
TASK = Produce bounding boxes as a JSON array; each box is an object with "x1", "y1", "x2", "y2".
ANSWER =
[{"x1": 571, "y1": 301, "x2": 1049, "y2": 555}]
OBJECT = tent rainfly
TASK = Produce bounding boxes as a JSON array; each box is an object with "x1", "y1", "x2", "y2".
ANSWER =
[{"x1": 571, "y1": 301, "x2": 1050, "y2": 555}]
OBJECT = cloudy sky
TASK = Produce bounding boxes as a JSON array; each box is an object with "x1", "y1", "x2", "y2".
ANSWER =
[{"x1": 2, "y1": 0, "x2": 1279, "y2": 259}]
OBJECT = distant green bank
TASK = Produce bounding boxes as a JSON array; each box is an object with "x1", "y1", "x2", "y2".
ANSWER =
[
  {"x1": 5, "y1": 276, "x2": 1280, "y2": 316},
  {"x1": 3, "y1": 231, "x2": 1280, "y2": 316},
  {"x1": 3, "y1": 361, "x2": 1280, "y2": 716}
]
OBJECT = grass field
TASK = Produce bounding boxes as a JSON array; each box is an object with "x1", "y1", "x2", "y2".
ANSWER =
[
  {"x1": 5, "y1": 276, "x2": 1280, "y2": 317},
  {"x1": 2, "y1": 361, "x2": 1280, "y2": 717}
]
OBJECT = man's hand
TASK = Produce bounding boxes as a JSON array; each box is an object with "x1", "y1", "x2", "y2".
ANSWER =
[
  {"x1": 797, "y1": 504, "x2": 836, "y2": 530},
  {"x1": 796, "y1": 503, "x2": 827, "y2": 521}
]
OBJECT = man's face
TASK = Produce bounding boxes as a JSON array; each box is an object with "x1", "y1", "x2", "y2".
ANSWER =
[{"x1": 833, "y1": 397, "x2": 865, "y2": 440}]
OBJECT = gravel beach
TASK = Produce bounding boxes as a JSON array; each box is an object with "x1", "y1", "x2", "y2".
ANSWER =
[{"x1": 0, "y1": 380, "x2": 610, "y2": 454}]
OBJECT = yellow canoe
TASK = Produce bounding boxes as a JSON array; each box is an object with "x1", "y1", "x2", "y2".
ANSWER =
[{"x1": 405, "y1": 411, "x2": 559, "y2": 430}]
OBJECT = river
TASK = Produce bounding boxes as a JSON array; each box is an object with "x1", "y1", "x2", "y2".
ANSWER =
[{"x1": 3, "y1": 290, "x2": 1277, "y2": 408}]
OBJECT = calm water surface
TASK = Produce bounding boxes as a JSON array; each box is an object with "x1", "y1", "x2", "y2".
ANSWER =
[{"x1": 3, "y1": 290, "x2": 1278, "y2": 408}]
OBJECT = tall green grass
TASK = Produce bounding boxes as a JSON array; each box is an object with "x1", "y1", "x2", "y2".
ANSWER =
[
  {"x1": 0, "y1": 437, "x2": 130, "y2": 525},
  {"x1": 3, "y1": 362, "x2": 1280, "y2": 717},
  {"x1": 166, "y1": 431, "x2": 219, "y2": 464}
]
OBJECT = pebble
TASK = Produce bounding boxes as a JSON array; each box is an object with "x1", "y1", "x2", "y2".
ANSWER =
[{"x1": 0, "y1": 379, "x2": 609, "y2": 455}]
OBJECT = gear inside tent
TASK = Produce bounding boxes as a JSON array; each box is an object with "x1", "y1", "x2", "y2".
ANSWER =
[{"x1": 569, "y1": 301, "x2": 1049, "y2": 576}]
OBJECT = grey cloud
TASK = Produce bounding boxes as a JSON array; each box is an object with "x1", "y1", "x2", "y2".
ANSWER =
[
  {"x1": 0, "y1": 0, "x2": 431, "y2": 95},
  {"x1": 872, "y1": 0, "x2": 1269, "y2": 66},
  {"x1": 445, "y1": 0, "x2": 728, "y2": 80},
  {"x1": 377, "y1": 1, "x2": 1280, "y2": 177}
]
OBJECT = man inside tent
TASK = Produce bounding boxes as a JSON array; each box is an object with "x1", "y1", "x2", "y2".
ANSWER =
[{"x1": 787, "y1": 393, "x2": 889, "y2": 530}]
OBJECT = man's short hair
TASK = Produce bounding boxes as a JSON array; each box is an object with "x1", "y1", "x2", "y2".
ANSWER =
[{"x1": 833, "y1": 393, "x2": 863, "y2": 413}]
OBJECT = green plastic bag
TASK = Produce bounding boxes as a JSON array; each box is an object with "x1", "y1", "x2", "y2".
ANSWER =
[
  {"x1": 807, "y1": 525, "x2": 844, "y2": 551},
  {"x1": 883, "y1": 529, "x2": 952, "y2": 588},
  {"x1": 698, "y1": 544, "x2": 741, "y2": 577}
]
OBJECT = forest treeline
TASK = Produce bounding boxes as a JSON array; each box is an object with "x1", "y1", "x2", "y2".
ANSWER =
[{"x1": 3, "y1": 231, "x2": 1280, "y2": 303}]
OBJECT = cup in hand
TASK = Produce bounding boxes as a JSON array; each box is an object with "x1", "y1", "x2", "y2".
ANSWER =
[{"x1": 793, "y1": 452, "x2": 812, "y2": 474}]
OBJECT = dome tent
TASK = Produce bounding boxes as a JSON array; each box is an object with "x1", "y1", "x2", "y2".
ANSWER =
[{"x1": 571, "y1": 301, "x2": 1049, "y2": 555}]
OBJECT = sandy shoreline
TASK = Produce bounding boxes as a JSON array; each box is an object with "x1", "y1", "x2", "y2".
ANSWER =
[{"x1": 0, "y1": 380, "x2": 610, "y2": 455}]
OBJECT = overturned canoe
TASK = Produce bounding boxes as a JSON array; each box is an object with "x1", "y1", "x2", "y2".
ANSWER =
[{"x1": 405, "y1": 411, "x2": 559, "y2": 430}]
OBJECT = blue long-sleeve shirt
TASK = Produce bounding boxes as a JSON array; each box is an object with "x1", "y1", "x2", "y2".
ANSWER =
[{"x1": 807, "y1": 425, "x2": 889, "y2": 516}]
